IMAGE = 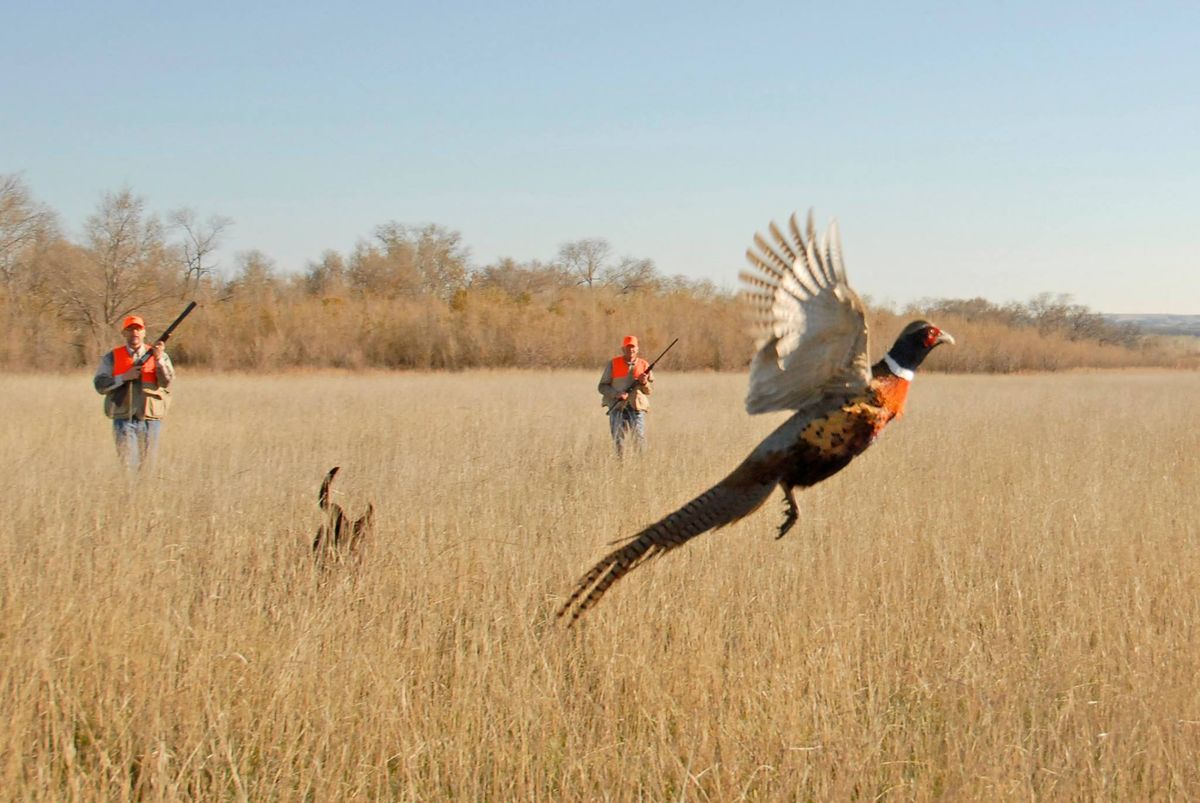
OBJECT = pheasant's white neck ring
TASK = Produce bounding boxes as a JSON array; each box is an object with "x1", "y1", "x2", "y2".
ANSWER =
[{"x1": 884, "y1": 353, "x2": 915, "y2": 381}]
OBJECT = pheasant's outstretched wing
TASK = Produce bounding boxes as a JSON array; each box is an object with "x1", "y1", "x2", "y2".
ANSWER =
[
  {"x1": 556, "y1": 476, "x2": 778, "y2": 624},
  {"x1": 740, "y1": 211, "x2": 870, "y2": 414}
]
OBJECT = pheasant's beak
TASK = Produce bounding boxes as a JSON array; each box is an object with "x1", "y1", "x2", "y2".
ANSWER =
[{"x1": 936, "y1": 330, "x2": 956, "y2": 346}]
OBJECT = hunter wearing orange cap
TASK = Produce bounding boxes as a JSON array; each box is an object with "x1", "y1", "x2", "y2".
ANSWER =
[
  {"x1": 92, "y1": 314, "x2": 175, "y2": 470},
  {"x1": 598, "y1": 334, "x2": 654, "y2": 456}
]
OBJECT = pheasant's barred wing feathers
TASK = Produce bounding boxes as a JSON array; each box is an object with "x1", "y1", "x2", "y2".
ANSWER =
[{"x1": 740, "y1": 211, "x2": 870, "y2": 415}]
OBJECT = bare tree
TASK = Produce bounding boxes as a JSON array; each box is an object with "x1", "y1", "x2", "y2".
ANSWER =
[
  {"x1": 374, "y1": 222, "x2": 469, "y2": 300},
  {"x1": 471, "y1": 257, "x2": 573, "y2": 300},
  {"x1": 170, "y1": 207, "x2": 232, "y2": 292},
  {"x1": 602, "y1": 256, "x2": 659, "y2": 294},
  {"x1": 348, "y1": 222, "x2": 469, "y2": 300},
  {"x1": 227, "y1": 249, "x2": 278, "y2": 301},
  {"x1": 660, "y1": 274, "x2": 719, "y2": 298},
  {"x1": 557, "y1": 238, "x2": 611, "y2": 287},
  {"x1": 52, "y1": 188, "x2": 179, "y2": 346},
  {"x1": 0, "y1": 174, "x2": 57, "y2": 294},
  {"x1": 348, "y1": 234, "x2": 418, "y2": 298},
  {"x1": 305, "y1": 249, "x2": 349, "y2": 297}
]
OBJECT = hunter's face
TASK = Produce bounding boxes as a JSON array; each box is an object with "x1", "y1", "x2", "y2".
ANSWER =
[
  {"x1": 622, "y1": 343, "x2": 638, "y2": 360},
  {"x1": 124, "y1": 326, "x2": 145, "y2": 349}
]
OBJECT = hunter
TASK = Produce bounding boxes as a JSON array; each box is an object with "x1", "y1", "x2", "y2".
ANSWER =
[
  {"x1": 598, "y1": 334, "x2": 653, "y2": 456},
  {"x1": 93, "y1": 315, "x2": 174, "y2": 470}
]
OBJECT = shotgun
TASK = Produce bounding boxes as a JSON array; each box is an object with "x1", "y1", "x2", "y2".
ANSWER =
[{"x1": 113, "y1": 301, "x2": 197, "y2": 405}]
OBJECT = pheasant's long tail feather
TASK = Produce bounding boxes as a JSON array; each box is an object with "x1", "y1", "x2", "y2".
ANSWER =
[{"x1": 557, "y1": 481, "x2": 776, "y2": 624}]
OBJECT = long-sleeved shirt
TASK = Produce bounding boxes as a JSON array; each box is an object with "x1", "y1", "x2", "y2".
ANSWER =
[
  {"x1": 93, "y1": 344, "x2": 175, "y2": 420},
  {"x1": 598, "y1": 357, "x2": 653, "y2": 412}
]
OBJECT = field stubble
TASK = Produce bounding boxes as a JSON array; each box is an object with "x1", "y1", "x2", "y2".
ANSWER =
[{"x1": 2, "y1": 369, "x2": 1199, "y2": 800}]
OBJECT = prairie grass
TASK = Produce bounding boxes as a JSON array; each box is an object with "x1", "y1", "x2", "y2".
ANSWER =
[{"x1": 2, "y1": 369, "x2": 1198, "y2": 800}]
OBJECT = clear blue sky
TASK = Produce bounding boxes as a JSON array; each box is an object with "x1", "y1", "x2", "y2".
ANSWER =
[{"x1": 4, "y1": 1, "x2": 1198, "y2": 313}]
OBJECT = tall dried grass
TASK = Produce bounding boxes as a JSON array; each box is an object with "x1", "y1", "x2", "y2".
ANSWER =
[{"x1": 3, "y1": 369, "x2": 1198, "y2": 799}]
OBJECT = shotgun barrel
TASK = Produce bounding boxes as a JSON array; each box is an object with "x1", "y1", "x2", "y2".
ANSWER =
[
  {"x1": 132, "y1": 301, "x2": 197, "y2": 369},
  {"x1": 641, "y1": 337, "x2": 678, "y2": 376}
]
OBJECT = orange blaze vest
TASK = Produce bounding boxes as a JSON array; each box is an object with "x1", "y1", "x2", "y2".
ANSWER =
[
  {"x1": 611, "y1": 356, "x2": 649, "y2": 381},
  {"x1": 112, "y1": 347, "x2": 158, "y2": 386}
]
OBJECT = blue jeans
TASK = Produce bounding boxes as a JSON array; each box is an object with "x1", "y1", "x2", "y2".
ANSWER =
[
  {"x1": 609, "y1": 407, "x2": 646, "y2": 456},
  {"x1": 112, "y1": 418, "x2": 161, "y2": 471}
]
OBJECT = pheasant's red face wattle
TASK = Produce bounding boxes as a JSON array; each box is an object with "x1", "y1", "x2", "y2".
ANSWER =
[{"x1": 923, "y1": 326, "x2": 942, "y2": 348}]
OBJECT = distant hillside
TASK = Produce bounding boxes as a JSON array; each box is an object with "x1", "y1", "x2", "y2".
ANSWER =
[{"x1": 1105, "y1": 314, "x2": 1200, "y2": 337}]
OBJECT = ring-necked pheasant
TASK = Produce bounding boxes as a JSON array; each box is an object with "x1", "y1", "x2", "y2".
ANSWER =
[{"x1": 558, "y1": 211, "x2": 954, "y2": 623}]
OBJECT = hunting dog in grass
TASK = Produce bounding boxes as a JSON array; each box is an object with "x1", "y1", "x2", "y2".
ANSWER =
[{"x1": 313, "y1": 467, "x2": 374, "y2": 564}]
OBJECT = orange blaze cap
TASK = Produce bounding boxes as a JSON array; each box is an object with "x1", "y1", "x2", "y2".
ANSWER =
[
  {"x1": 122, "y1": 315, "x2": 145, "y2": 331},
  {"x1": 622, "y1": 335, "x2": 638, "y2": 348}
]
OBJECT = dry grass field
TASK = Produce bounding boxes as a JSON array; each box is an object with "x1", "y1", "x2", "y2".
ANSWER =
[{"x1": 3, "y1": 369, "x2": 1199, "y2": 800}]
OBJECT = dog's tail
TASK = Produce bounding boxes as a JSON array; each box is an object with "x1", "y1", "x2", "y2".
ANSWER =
[{"x1": 319, "y1": 466, "x2": 340, "y2": 511}]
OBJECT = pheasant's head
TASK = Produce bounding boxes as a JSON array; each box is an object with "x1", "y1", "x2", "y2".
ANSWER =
[{"x1": 885, "y1": 320, "x2": 955, "y2": 375}]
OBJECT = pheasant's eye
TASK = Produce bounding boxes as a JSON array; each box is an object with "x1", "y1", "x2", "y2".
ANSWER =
[{"x1": 923, "y1": 327, "x2": 941, "y2": 348}]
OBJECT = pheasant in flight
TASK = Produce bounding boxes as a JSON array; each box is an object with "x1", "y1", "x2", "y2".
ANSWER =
[{"x1": 558, "y1": 211, "x2": 954, "y2": 623}]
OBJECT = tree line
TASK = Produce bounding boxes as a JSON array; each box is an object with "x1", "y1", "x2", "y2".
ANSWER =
[{"x1": 0, "y1": 174, "x2": 1191, "y2": 372}]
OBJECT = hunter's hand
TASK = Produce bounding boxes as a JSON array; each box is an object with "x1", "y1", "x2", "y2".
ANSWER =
[
  {"x1": 152, "y1": 341, "x2": 166, "y2": 361},
  {"x1": 119, "y1": 367, "x2": 141, "y2": 382},
  {"x1": 617, "y1": 392, "x2": 629, "y2": 401}
]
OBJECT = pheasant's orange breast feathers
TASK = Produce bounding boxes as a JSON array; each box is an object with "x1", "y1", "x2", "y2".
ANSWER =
[{"x1": 872, "y1": 374, "x2": 911, "y2": 420}]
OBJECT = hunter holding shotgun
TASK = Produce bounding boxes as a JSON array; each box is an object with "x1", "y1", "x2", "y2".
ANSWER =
[
  {"x1": 598, "y1": 335, "x2": 676, "y2": 457},
  {"x1": 92, "y1": 306, "x2": 191, "y2": 470}
]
